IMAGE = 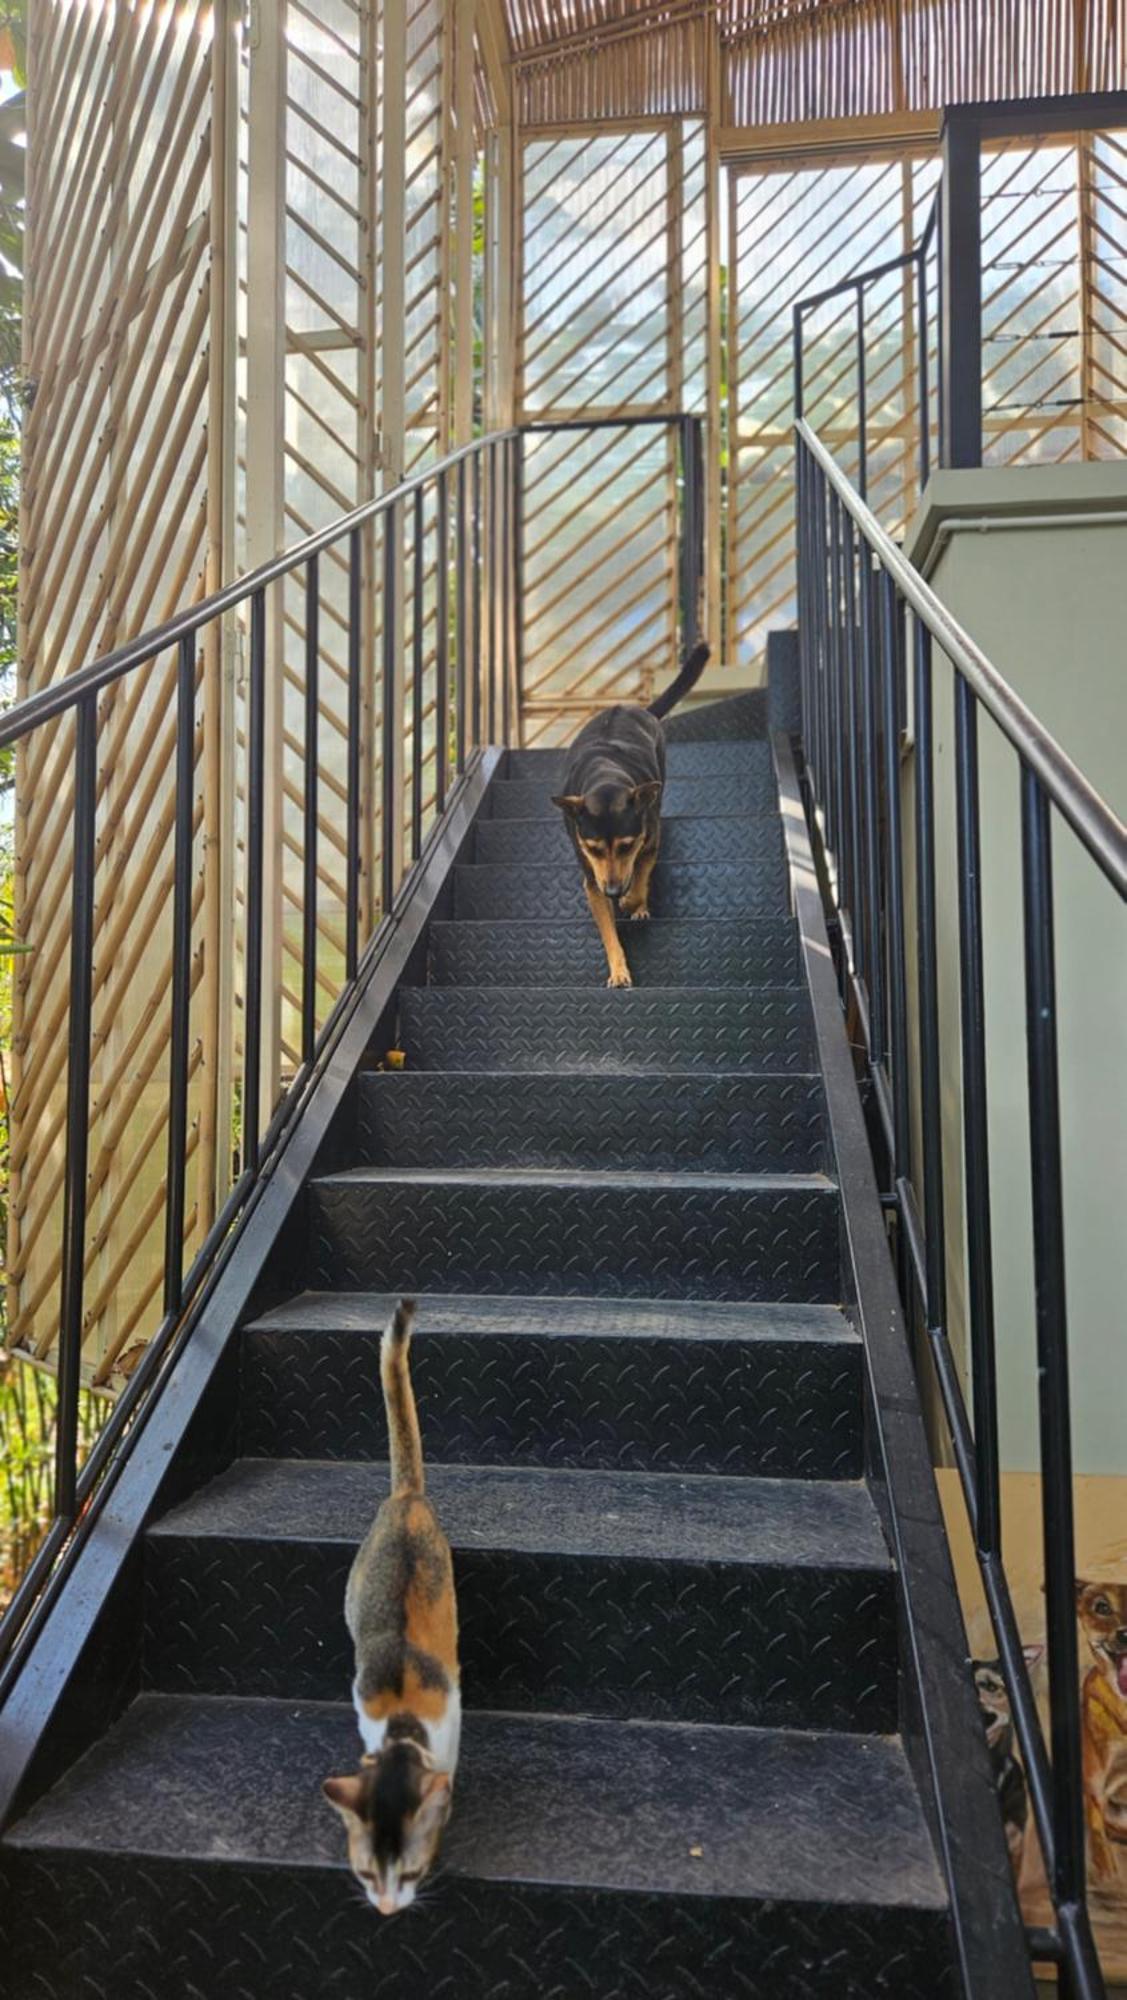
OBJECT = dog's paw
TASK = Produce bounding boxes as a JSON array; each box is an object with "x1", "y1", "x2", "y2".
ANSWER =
[
  {"x1": 628, "y1": 905, "x2": 651, "y2": 923},
  {"x1": 606, "y1": 964, "x2": 633, "y2": 988}
]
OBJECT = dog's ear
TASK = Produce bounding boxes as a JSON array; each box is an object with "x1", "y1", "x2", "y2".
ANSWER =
[
  {"x1": 631, "y1": 781, "x2": 662, "y2": 809},
  {"x1": 552, "y1": 793, "x2": 583, "y2": 813}
]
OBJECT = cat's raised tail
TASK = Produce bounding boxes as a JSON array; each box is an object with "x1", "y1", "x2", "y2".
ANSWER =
[{"x1": 381, "y1": 1297, "x2": 424, "y2": 1496}]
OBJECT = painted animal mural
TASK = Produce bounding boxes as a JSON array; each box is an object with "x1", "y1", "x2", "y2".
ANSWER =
[{"x1": 1076, "y1": 1579, "x2": 1127, "y2": 1882}]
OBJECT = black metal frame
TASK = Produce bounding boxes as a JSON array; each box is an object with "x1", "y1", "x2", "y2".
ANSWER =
[
  {"x1": 794, "y1": 412, "x2": 1127, "y2": 2000},
  {"x1": 795, "y1": 91, "x2": 1127, "y2": 483},
  {"x1": 0, "y1": 414, "x2": 706, "y2": 1693},
  {"x1": 940, "y1": 92, "x2": 1127, "y2": 468}
]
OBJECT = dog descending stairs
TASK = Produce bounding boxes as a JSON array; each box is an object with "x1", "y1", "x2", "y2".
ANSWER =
[{"x1": 1, "y1": 687, "x2": 970, "y2": 1997}]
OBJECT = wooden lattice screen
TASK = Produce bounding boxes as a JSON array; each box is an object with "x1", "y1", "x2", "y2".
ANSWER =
[
  {"x1": 12, "y1": 0, "x2": 224, "y2": 1386},
  {"x1": 516, "y1": 120, "x2": 709, "y2": 742},
  {"x1": 10, "y1": 0, "x2": 488, "y2": 1392}
]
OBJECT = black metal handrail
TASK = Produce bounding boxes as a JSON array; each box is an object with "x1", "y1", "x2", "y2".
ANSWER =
[
  {"x1": 795, "y1": 414, "x2": 1124, "y2": 2000},
  {"x1": 0, "y1": 413, "x2": 706, "y2": 1691}
]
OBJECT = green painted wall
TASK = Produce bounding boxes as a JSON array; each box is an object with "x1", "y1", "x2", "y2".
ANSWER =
[{"x1": 903, "y1": 467, "x2": 1127, "y2": 1477}]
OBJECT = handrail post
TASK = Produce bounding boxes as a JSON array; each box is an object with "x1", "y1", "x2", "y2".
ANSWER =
[
  {"x1": 456, "y1": 456, "x2": 469, "y2": 773},
  {"x1": 436, "y1": 468, "x2": 450, "y2": 811},
  {"x1": 855, "y1": 283, "x2": 867, "y2": 503},
  {"x1": 411, "y1": 486, "x2": 425, "y2": 859},
  {"x1": 954, "y1": 677, "x2": 1000, "y2": 1558},
  {"x1": 512, "y1": 431, "x2": 525, "y2": 743},
  {"x1": 346, "y1": 529, "x2": 362, "y2": 974},
  {"x1": 55, "y1": 694, "x2": 98, "y2": 1522},
  {"x1": 1020, "y1": 770, "x2": 1087, "y2": 1917},
  {"x1": 243, "y1": 590, "x2": 266, "y2": 1173},
  {"x1": 164, "y1": 637, "x2": 197, "y2": 1314},
  {"x1": 912, "y1": 619, "x2": 947, "y2": 1335},
  {"x1": 381, "y1": 502, "x2": 398, "y2": 915},
  {"x1": 302, "y1": 558, "x2": 320, "y2": 1064}
]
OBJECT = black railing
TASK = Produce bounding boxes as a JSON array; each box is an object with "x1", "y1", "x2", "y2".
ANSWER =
[
  {"x1": 793, "y1": 195, "x2": 938, "y2": 502},
  {"x1": 794, "y1": 415, "x2": 1126, "y2": 2000},
  {"x1": 0, "y1": 413, "x2": 705, "y2": 1692}
]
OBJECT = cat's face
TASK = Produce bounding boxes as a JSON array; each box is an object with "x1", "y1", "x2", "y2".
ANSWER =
[
  {"x1": 972, "y1": 1660, "x2": 1012, "y2": 1749},
  {"x1": 323, "y1": 1747, "x2": 452, "y2": 1915}
]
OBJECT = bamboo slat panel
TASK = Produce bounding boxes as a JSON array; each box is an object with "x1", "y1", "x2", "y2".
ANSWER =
[
  {"x1": 508, "y1": 0, "x2": 1127, "y2": 128},
  {"x1": 725, "y1": 0, "x2": 1127, "y2": 125},
  {"x1": 11, "y1": 0, "x2": 221, "y2": 1386}
]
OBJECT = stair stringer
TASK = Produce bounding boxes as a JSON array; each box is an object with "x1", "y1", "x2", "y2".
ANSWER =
[{"x1": 772, "y1": 730, "x2": 1035, "y2": 2000}]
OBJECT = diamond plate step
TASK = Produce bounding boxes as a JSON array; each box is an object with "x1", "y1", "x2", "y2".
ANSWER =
[
  {"x1": 453, "y1": 861, "x2": 788, "y2": 922},
  {"x1": 427, "y1": 917, "x2": 802, "y2": 988},
  {"x1": 400, "y1": 986, "x2": 814, "y2": 1072},
  {"x1": 306, "y1": 1167, "x2": 839, "y2": 1300},
  {"x1": 506, "y1": 740, "x2": 773, "y2": 782},
  {"x1": 240, "y1": 1293, "x2": 863, "y2": 1477},
  {"x1": 664, "y1": 686, "x2": 769, "y2": 740},
  {"x1": 355, "y1": 1071, "x2": 825, "y2": 1172},
  {"x1": 0, "y1": 1698, "x2": 953, "y2": 2000},
  {"x1": 489, "y1": 768, "x2": 778, "y2": 819},
  {"x1": 475, "y1": 813, "x2": 784, "y2": 867},
  {"x1": 143, "y1": 1460, "x2": 894, "y2": 1726}
]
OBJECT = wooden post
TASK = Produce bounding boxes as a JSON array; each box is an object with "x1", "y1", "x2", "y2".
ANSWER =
[
  {"x1": 201, "y1": 0, "x2": 241, "y2": 1224},
  {"x1": 704, "y1": 9, "x2": 724, "y2": 663},
  {"x1": 357, "y1": 0, "x2": 381, "y2": 943},
  {"x1": 382, "y1": 0, "x2": 407, "y2": 897},
  {"x1": 245, "y1": 0, "x2": 287, "y2": 1132},
  {"x1": 214, "y1": 0, "x2": 242, "y2": 1210},
  {"x1": 454, "y1": 0, "x2": 476, "y2": 445}
]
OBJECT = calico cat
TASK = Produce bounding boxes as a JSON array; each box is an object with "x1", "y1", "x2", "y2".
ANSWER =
[
  {"x1": 973, "y1": 1656, "x2": 1035, "y2": 1871},
  {"x1": 322, "y1": 1299, "x2": 460, "y2": 1915}
]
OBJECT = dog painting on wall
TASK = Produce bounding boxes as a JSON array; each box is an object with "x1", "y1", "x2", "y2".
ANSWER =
[
  {"x1": 551, "y1": 642, "x2": 710, "y2": 988},
  {"x1": 1077, "y1": 1579, "x2": 1127, "y2": 1880}
]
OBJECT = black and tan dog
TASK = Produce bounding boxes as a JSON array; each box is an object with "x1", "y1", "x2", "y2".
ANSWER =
[{"x1": 551, "y1": 642, "x2": 709, "y2": 987}]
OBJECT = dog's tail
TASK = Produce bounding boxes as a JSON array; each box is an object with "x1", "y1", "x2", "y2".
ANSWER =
[
  {"x1": 647, "y1": 641, "x2": 710, "y2": 720},
  {"x1": 381, "y1": 1298, "x2": 424, "y2": 1495}
]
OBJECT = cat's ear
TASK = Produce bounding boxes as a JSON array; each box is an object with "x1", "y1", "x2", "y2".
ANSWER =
[
  {"x1": 414, "y1": 1769, "x2": 452, "y2": 1836},
  {"x1": 631, "y1": 781, "x2": 662, "y2": 808},
  {"x1": 323, "y1": 1774, "x2": 365, "y2": 1820}
]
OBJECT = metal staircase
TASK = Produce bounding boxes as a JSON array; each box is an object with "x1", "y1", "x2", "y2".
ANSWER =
[{"x1": 0, "y1": 687, "x2": 1029, "y2": 1999}]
